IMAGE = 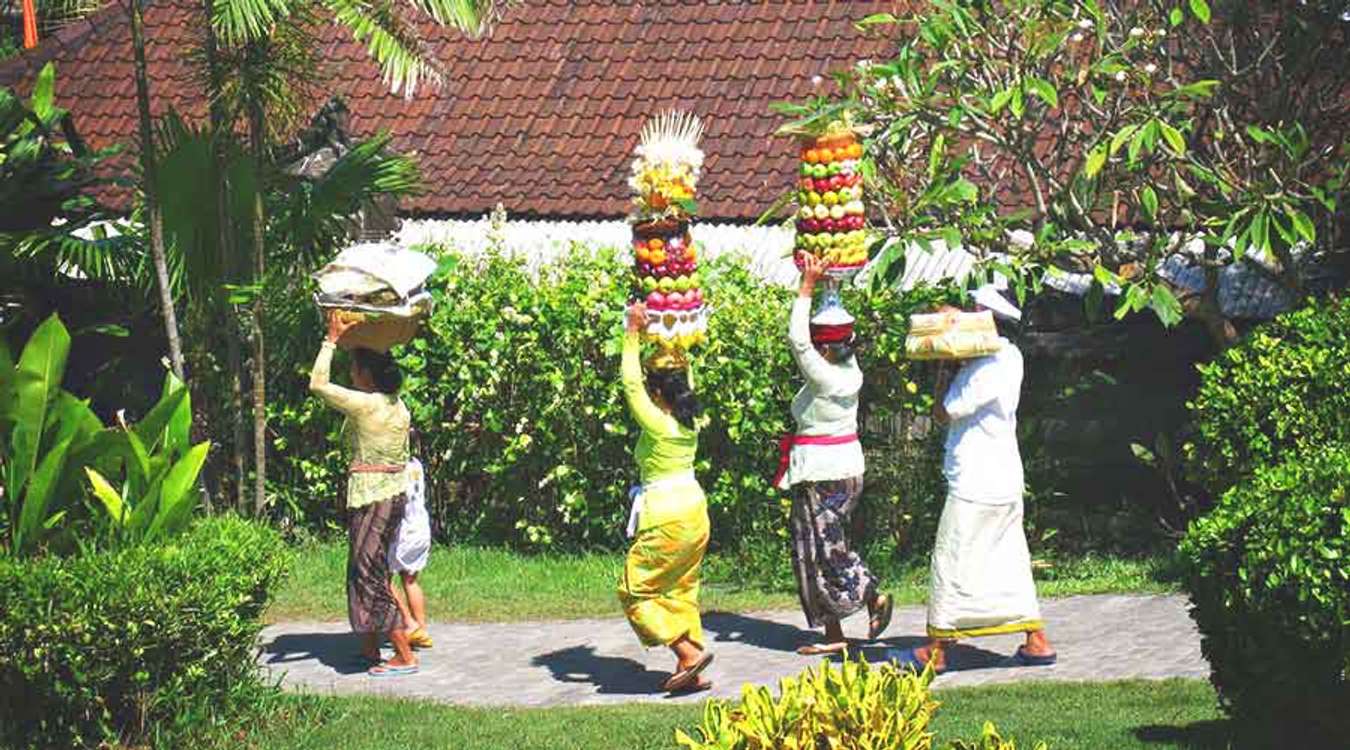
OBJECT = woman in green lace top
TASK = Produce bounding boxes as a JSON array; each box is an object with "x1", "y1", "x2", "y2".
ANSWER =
[{"x1": 310, "y1": 312, "x2": 418, "y2": 677}]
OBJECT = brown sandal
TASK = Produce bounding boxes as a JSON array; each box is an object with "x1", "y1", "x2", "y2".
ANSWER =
[{"x1": 663, "y1": 652, "x2": 714, "y2": 693}]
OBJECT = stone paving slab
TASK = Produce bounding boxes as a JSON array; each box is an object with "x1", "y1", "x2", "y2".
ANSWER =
[{"x1": 259, "y1": 594, "x2": 1207, "y2": 707}]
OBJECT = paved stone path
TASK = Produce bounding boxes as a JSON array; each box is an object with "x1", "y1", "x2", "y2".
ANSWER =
[{"x1": 259, "y1": 594, "x2": 1207, "y2": 707}]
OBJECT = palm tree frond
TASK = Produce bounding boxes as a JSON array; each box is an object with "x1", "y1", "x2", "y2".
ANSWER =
[
  {"x1": 213, "y1": 0, "x2": 297, "y2": 46},
  {"x1": 324, "y1": 0, "x2": 443, "y2": 97},
  {"x1": 405, "y1": 0, "x2": 497, "y2": 35}
]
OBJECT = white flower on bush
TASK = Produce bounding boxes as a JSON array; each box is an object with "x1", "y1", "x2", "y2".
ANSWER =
[
  {"x1": 1114, "y1": 70, "x2": 1128, "y2": 82},
  {"x1": 1129, "y1": 26, "x2": 1146, "y2": 38},
  {"x1": 1071, "y1": 32, "x2": 1085, "y2": 43},
  {"x1": 1144, "y1": 63, "x2": 1158, "y2": 75},
  {"x1": 1078, "y1": 18, "x2": 1093, "y2": 30}
]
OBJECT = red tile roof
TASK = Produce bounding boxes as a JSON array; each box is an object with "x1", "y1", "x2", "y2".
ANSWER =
[{"x1": 0, "y1": 0, "x2": 900, "y2": 221}]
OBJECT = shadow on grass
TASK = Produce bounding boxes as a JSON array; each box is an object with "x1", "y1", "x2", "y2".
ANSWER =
[
  {"x1": 1133, "y1": 720, "x2": 1237, "y2": 749},
  {"x1": 263, "y1": 631, "x2": 371, "y2": 676},
  {"x1": 531, "y1": 645, "x2": 667, "y2": 697}
]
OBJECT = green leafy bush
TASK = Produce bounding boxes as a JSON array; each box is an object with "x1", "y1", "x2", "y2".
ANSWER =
[
  {"x1": 1179, "y1": 445, "x2": 1349, "y2": 742},
  {"x1": 675, "y1": 655, "x2": 1044, "y2": 750},
  {"x1": 1186, "y1": 296, "x2": 1350, "y2": 496},
  {"x1": 266, "y1": 245, "x2": 944, "y2": 559},
  {"x1": 0, "y1": 516, "x2": 291, "y2": 748},
  {"x1": 1, "y1": 314, "x2": 211, "y2": 556}
]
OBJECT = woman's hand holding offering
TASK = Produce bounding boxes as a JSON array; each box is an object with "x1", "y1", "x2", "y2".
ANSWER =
[
  {"x1": 798, "y1": 252, "x2": 826, "y2": 298},
  {"x1": 326, "y1": 310, "x2": 360, "y2": 343},
  {"x1": 626, "y1": 301, "x2": 648, "y2": 335}
]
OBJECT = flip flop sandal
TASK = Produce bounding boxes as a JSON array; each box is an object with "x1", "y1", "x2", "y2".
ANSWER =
[
  {"x1": 1011, "y1": 646, "x2": 1057, "y2": 667},
  {"x1": 887, "y1": 647, "x2": 946, "y2": 675},
  {"x1": 796, "y1": 641, "x2": 850, "y2": 656},
  {"x1": 408, "y1": 628, "x2": 434, "y2": 650},
  {"x1": 867, "y1": 594, "x2": 894, "y2": 641},
  {"x1": 663, "y1": 652, "x2": 715, "y2": 693},
  {"x1": 368, "y1": 663, "x2": 420, "y2": 678},
  {"x1": 669, "y1": 677, "x2": 713, "y2": 696}
]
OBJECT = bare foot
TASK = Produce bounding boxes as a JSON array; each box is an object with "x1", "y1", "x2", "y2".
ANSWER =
[
  {"x1": 797, "y1": 640, "x2": 849, "y2": 656},
  {"x1": 913, "y1": 644, "x2": 947, "y2": 672}
]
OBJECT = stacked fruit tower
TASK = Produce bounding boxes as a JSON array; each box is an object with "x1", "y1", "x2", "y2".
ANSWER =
[
  {"x1": 629, "y1": 112, "x2": 709, "y2": 363},
  {"x1": 792, "y1": 119, "x2": 869, "y2": 272}
]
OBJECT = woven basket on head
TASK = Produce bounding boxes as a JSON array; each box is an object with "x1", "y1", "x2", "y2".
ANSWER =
[{"x1": 332, "y1": 310, "x2": 421, "y2": 353}]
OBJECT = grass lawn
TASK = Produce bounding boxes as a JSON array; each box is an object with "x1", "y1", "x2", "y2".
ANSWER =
[
  {"x1": 267, "y1": 541, "x2": 1179, "y2": 623},
  {"x1": 208, "y1": 679, "x2": 1227, "y2": 750}
]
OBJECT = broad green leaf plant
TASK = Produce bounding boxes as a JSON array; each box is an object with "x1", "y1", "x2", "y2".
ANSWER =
[
  {"x1": 0, "y1": 315, "x2": 211, "y2": 555},
  {"x1": 778, "y1": 0, "x2": 1348, "y2": 345}
]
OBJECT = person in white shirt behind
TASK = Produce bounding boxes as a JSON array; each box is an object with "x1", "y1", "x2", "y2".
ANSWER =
[
  {"x1": 891, "y1": 284, "x2": 1056, "y2": 674},
  {"x1": 777, "y1": 253, "x2": 894, "y2": 655}
]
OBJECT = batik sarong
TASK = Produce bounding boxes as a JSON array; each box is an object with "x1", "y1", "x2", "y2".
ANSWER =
[
  {"x1": 791, "y1": 475, "x2": 877, "y2": 628},
  {"x1": 347, "y1": 492, "x2": 408, "y2": 634},
  {"x1": 926, "y1": 492, "x2": 1042, "y2": 639}
]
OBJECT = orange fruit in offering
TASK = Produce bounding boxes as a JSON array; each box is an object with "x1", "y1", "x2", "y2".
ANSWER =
[
  {"x1": 650, "y1": 249, "x2": 667, "y2": 266},
  {"x1": 685, "y1": 246, "x2": 697, "y2": 263},
  {"x1": 818, "y1": 148, "x2": 835, "y2": 163},
  {"x1": 649, "y1": 238, "x2": 664, "y2": 250},
  {"x1": 636, "y1": 246, "x2": 651, "y2": 263},
  {"x1": 850, "y1": 143, "x2": 864, "y2": 158},
  {"x1": 804, "y1": 149, "x2": 820, "y2": 164}
]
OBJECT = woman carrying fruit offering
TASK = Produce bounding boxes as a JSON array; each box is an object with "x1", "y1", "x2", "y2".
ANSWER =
[
  {"x1": 616, "y1": 301, "x2": 714, "y2": 694},
  {"x1": 310, "y1": 311, "x2": 418, "y2": 677},
  {"x1": 776, "y1": 253, "x2": 893, "y2": 655}
]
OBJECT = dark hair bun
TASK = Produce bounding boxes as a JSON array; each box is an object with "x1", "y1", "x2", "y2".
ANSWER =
[
  {"x1": 647, "y1": 368, "x2": 702, "y2": 430},
  {"x1": 351, "y1": 348, "x2": 403, "y2": 394}
]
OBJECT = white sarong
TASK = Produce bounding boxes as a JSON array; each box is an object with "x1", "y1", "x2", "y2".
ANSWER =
[
  {"x1": 388, "y1": 458, "x2": 431, "y2": 574},
  {"x1": 926, "y1": 493, "x2": 1042, "y2": 639}
]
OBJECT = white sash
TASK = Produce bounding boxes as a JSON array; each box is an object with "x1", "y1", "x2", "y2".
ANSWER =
[{"x1": 625, "y1": 471, "x2": 696, "y2": 538}]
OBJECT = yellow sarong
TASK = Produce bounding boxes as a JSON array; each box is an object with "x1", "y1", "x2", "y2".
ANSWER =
[{"x1": 618, "y1": 481, "x2": 709, "y2": 648}]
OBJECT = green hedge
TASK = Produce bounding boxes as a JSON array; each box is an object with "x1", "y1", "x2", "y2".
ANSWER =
[
  {"x1": 1186, "y1": 295, "x2": 1350, "y2": 497},
  {"x1": 1179, "y1": 445, "x2": 1349, "y2": 742},
  {"x1": 0, "y1": 516, "x2": 291, "y2": 748},
  {"x1": 267, "y1": 246, "x2": 946, "y2": 560}
]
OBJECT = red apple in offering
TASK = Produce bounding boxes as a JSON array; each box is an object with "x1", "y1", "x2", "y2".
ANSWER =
[{"x1": 648, "y1": 291, "x2": 667, "y2": 309}]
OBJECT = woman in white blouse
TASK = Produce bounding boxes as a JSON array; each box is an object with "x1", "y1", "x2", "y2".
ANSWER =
[{"x1": 776, "y1": 253, "x2": 893, "y2": 655}]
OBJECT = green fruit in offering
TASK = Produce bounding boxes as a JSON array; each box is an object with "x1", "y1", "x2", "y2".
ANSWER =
[
  {"x1": 642, "y1": 276, "x2": 658, "y2": 292},
  {"x1": 675, "y1": 276, "x2": 691, "y2": 292},
  {"x1": 823, "y1": 191, "x2": 839, "y2": 206},
  {"x1": 800, "y1": 163, "x2": 811, "y2": 176},
  {"x1": 811, "y1": 164, "x2": 828, "y2": 178},
  {"x1": 827, "y1": 162, "x2": 842, "y2": 176},
  {"x1": 658, "y1": 277, "x2": 675, "y2": 293},
  {"x1": 806, "y1": 191, "x2": 822, "y2": 206},
  {"x1": 690, "y1": 271, "x2": 702, "y2": 287}
]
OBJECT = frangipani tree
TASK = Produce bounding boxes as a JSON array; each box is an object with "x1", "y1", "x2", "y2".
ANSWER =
[{"x1": 781, "y1": 0, "x2": 1348, "y2": 345}]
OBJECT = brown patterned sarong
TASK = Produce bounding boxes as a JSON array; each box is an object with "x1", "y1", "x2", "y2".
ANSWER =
[
  {"x1": 347, "y1": 493, "x2": 408, "y2": 633},
  {"x1": 790, "y1": 476, "x2": 878, "y2": 628}
]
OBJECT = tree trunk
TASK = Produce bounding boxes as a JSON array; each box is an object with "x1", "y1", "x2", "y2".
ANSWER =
[
  {"x1": 204, "y1": 0, "x2": 248, "y2": 512},
  {"x1": 127, "y1": 0, "x2": 186, "y2": 382},
  {"x1": 247, "y1": 70, "x2": 268, "y2": 517}
]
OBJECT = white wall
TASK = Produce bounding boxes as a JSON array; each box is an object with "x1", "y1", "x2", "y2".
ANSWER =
[{"x1": 395, "y1": 216, "x2": 801, "y2": 287}]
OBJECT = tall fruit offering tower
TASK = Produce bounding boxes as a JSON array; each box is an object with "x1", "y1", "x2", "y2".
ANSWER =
[
  {"x1": 629, "y1": 112, "x2": 709, "y2": 369},
  {"x1": 788, "y1": 117, "x2": 871, "y2": 315},
  {"x1": 793, "y1": 119, "x2": 869, "y2": 275}
]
